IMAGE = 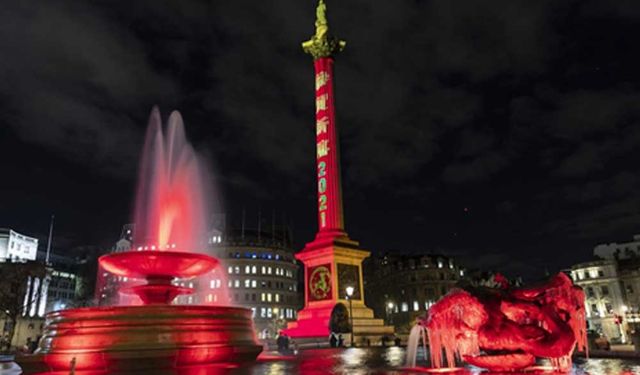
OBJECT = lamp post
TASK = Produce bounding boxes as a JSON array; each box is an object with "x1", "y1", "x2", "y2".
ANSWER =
[
  {"x1": 346, "y1": 286, "x2": 354, "y2": 347},
  {"x1": 386, "y1": 302, "x2": 394, "y2": 325}
]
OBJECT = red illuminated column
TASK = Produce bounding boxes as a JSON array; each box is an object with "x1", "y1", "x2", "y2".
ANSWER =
[{"x1": 314, "y1": 57, "x2": 345, "y2": 238}]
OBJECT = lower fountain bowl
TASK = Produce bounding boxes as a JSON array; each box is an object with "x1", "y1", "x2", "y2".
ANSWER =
[{"x1": 17, "y1": 305, "x2": 262, "y2": 374}]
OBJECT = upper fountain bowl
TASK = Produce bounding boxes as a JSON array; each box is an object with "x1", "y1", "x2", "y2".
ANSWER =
[{"x1": 99, "y1": 250, "x2": 218, "y2": 279}]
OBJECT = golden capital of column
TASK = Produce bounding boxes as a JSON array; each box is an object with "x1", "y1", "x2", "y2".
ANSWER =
[{"x1": 302, "y1": 0, "x2": 346, "y2": 59}]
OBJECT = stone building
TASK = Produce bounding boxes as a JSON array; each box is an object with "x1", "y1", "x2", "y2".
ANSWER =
[
  {"x1": 364, "y1": 253, "x2": 465, "y2": 334},
  {"x1": 570, "y1": 260, "x2": 627, "y2": 342},
  {"x1": 209, "y1": 227, "x2": 302, "y2": 339}
]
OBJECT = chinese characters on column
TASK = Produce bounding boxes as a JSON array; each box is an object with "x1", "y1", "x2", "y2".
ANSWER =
[{"x1": 315, "y1": 68, "x2": 330, "y2": 229}]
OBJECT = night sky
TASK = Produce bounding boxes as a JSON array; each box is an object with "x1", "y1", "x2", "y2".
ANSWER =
[{"x1": 1, "y1": 1, "x2": 639, "y2": 279}]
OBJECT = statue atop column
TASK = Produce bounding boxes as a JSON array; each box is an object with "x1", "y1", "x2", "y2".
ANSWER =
[{"x1": 302, "y1": 0, "x2": 346, "y2": 59}]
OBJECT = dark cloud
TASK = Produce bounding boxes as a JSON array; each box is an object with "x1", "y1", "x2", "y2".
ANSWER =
[
  {"x1": 443, "y1": 151, "x2": 509, "y2": 184},
  {"x1": 0, "y1": 0, "x2": 639, "y2": 278},
  {"x1": 0, "y1": 1, "x2": 180, "y2": 177}
]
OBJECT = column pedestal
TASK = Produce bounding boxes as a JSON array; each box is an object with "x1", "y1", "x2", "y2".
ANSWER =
[{"x1": 284, "y1": 235, "x2": 394, "y2": 344}]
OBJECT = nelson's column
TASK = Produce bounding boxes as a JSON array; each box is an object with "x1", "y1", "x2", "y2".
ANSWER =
[{"x1": 284, "y1": 0, "x2": 394, "y2": 344}]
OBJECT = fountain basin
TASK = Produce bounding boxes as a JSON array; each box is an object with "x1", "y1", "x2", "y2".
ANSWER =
[
  {"x1": 99, "y1": 251, "x2": 218, "y2": 279},
  {"x1": 121, "y1": 284, "x2": 194, "y2": 305},
  {"x1": 99, "y1": 251, "x2": 219, "y2": 304},
  {"x1": 18, "y1": 305, "x2": 262, "y2": 373}
]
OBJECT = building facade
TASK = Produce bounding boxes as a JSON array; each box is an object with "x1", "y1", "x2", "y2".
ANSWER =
[
  {"x1": 0, "y1": 229, "x2": 49, "y2": 348},
  {"x1": 0, "y1": 229, "x2": 46, "y2": 320},
  {"x1": 40, "y1": 251, "x2": 79, "y2": 313},
  {"x1": 0, "y1": 228, "x2": 38, "y2": 261},
  {"x1": 570, "y1": 260, "x2": 627, "y2": 342},
  {"x1": 365, "y1": 253, "x2": 465, "y2": 334},
  {"x1": 209, "y1": 228, "x2": 301, "y2": 340}
]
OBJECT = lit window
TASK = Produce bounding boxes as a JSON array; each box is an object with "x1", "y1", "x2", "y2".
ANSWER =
[
  {"x1": 252, "y1": 266, "x2": 257, "y2": 274},
  {"x1": 589, "y1": 269, "x2": 598, "y2": 278},
  {"x1": 234, "y1": 280, "x2": 240, "y2": 288},
  {"x1": 245, "y1": 265, "x2": 250, "y2": 274},
  {"x1": 252, "y1": 280, "x2": 257, "y2": 288},
  {"x1": 228, "y1": 266, "x2": 233, "y2": 274},
  {"x1": 228, "y1": 280, "x2": 232, "y2": 288},
  {"x1": 261, "y1": 266, "x2": 266, "y2": 274},
  {"x1": 210, "y1": 280, "x2": 216, "y2": 289},
  {"x1": 268, "y1": 267, "x2": 272, "y2": 275},
  {"x1": 267, "y1": 308, "x2": 272, "y2": 318},
  {"x1": 267, "y1": 293, "x2": 272, "y2": 302},
  {"x1": 413, "y1": 301, "x2": 419, "y2": 311},
  {"x1": 207, "y1": 294, "x2": 213, "y2": 302},
  {"x1": 260, "y1": 308, "x2": 266, "y2": 318},
  {"x1": 437, "y1": 261, "x2": 443, "y2": 269},
  {"x1": 245, "y1": 279, "x2": 251, "y2": 288},
  {"x1": 275, "y1": 294, "x2": 280, "y2": 302},
  {"x1": 234, "y1": 266, "x2": 240, "y2": 274},
  {"x1": 261, "y1": 293, "x2": 266, "y2": 302},
  {"x1": 401, "y1": 302, "x2": 408, "y2": 312}
]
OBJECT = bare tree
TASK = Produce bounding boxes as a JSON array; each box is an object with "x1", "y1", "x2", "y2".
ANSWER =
[{"x1": 0, "y1": 261, "x2": 46, "y2": 349}]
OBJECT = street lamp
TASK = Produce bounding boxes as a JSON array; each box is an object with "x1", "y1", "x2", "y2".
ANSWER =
[
  {"x1": 386, "y1": 302, "x2": 394, "y2": 325},
  {"x1": 346, "y1": 286, "x2": 355, "y2": 347}
]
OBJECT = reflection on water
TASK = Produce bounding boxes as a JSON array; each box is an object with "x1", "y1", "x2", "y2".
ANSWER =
[
  {"x1": 575, "y1": 357, "x2": 640, "y2": 375},
  {"x1": 25, "y1": 348, "x2": 640, "y2": 374},
  {"x1": 245, "y1": 348, "x2": 640, "y2": 375}
]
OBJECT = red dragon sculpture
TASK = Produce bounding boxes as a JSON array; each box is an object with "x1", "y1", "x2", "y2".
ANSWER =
[{"x1": 421, "y1": 273, "x2": 587, "y2": 372}]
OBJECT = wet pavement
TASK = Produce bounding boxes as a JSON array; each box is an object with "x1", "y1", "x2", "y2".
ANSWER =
[{"x1": 12, "y1": 347, "x2": 640, "y2": 374}]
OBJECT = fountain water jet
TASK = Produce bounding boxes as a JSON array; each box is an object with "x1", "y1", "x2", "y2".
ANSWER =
[{"x1": 18, "y1": 108, "x2": 261, "y2": 374}]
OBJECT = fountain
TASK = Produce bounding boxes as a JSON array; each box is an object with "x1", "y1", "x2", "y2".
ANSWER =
[
  {"x1": 18, "y1": 108, "x2": 262, "y2": 374},
  {"x1": 406, "y1": 273, "x2": 588, "y2": 373}
]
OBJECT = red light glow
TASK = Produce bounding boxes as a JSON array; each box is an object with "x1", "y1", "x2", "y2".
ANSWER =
[
  {"x1": 423, "y1": 273, "x2": 587, "y2": 372},
  {"x1": 99, "y1": 251, "x2": 218, "y2": 279}
]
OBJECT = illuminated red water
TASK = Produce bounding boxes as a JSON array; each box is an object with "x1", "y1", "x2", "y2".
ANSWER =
[
  {"x1": 133, "y1": 107, "x2": 208, "y2": 252},
  {"x1": 94, "y1": 107, "x2": 229, "y2": 306},
  {"x1": 17, "y1": 108, "x2": 255, "y2": 373},
  {"x1": 100, "y1": 250, "x2": 219, "y2": 304}
]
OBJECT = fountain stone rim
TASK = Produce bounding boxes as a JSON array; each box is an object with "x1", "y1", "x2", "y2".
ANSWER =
[{"x1": 99, "y1": 250, "x2": 218, "y2": 279}]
